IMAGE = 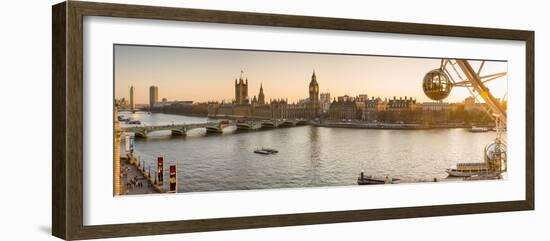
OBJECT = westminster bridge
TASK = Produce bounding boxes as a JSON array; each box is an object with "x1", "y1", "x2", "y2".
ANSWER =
[{"x1": 122, "y1": 118, "x2": 310, "y2": 138}]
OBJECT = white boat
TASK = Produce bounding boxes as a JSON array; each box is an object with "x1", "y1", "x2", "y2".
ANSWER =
[
  {"x1": 445, "y1": 162, "x2": 489, "y2": 177},
  {"x1": 469, "y1": 126, "x2": 490, "y2": 132}
]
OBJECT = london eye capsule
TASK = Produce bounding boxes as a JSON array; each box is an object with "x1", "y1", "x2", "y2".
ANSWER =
[
  {"x1": 484, "y1": 139, "x2": 507, "y2": 172},
  {"x1": 422, "y1": 69, "x2": 452, "y2": 101}
]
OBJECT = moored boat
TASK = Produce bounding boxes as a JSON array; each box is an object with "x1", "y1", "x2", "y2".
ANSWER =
[
  {"x1": 469, "y1": 126, "x2": 490, "y2": 132},
  {"x1": 464, "y1": 172, "x2": 502, "y2": 181},
  {"x1": 357, "y1": 172, "x2": 400, "y2": 185},
  {"x1": 445, "y1": 162, "x2": 489, "y2": 177}
]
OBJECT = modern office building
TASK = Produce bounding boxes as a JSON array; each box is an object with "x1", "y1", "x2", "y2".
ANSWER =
[
  {"x1": 129, "y1": 85, "x2": 135, "y2": 110},
  {"x1": 149, "y1": 85, "x2": 159, "y2": 110}
]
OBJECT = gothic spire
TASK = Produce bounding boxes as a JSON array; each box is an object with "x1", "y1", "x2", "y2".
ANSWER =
[{"x1": 258, "y1": 82, "x2": 265, "y2": 104}]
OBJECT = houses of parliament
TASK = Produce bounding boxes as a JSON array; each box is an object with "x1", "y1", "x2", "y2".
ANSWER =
[
  {"x1": 207, "y1": 71, "x2": 320, "y2": 119},
  {"x1": 207, "y1": 70, "x2": 424, "y2": 122}
]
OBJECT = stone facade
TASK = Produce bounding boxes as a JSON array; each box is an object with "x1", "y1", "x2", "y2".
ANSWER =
[
  {"x1": 258, "y1": 83, "x2": 265, "y2": 104},
  {"x1": 208, "y1": 72, "x2": 318, "y2": 120},
  {"x1": 362, "y1": 97, "x2": 387, "y2": 121},
  {"x1": 385, "y1": 96, "x2": 417, "y2": 123},
  {"x1": 234, "y1": 76, "x2": 249, "y2": 104},
  {"x1": 359, "y1": 96, "x2": 418, "y2": 122},
  {"x1": 307, "y1": 71, "x2": 320, "y2": 118},
  {"x1": 329, "y1": 99, "x2": 361, "y2": 120}
]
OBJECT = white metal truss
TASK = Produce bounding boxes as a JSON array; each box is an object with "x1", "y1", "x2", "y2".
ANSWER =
[
  {"x1": 441, "y1": 60, "x2": 506, "y2": 119},
  {"x1": 439, "y1": 59, "x2": 507, "y2": 144}
]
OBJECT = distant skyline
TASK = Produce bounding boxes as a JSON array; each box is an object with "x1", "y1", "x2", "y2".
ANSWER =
[{"x1": 114, "y1": 45, "x2": 507, "y2": 104}]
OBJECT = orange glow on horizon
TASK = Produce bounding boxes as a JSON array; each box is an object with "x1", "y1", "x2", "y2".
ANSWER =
[{"x1": 115, "y1": 45, "x2": 507, "y2": 105}]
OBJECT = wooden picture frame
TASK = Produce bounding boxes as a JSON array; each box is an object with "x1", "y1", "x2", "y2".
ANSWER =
[{"x1": 52, "y1": 1, "x2": 534, "y2": 240}]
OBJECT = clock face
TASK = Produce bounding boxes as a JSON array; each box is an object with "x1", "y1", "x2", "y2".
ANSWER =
[{"x1": 310, "y1": 85, "x2": 318, "y2": 92}]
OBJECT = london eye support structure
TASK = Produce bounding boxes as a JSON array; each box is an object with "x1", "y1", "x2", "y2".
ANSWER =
[
  {"x1": 423, "y1": 59, "x2": 508, "y2": 173},
  {"x1": 454, "y1": 60, "x2": 507, "y2": 125}
]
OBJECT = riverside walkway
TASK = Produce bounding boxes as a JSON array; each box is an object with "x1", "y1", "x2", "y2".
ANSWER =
[{"x1": 120, "y1": 155, "x2": 165, "y2": 195}]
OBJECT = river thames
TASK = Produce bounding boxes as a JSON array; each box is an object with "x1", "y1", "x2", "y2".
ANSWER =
[{"x1": 119, "y1": 111, "x2": 502, "y2": 193}]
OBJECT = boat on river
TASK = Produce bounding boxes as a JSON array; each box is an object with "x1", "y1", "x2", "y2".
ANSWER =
[
  {"x1": 357, "y1": 172, "x2": 400, "y2": 185},
  {"x1": 445, "y1": 162, "x2": 489, "y2": 177},
  {"x1": 469, "y1": 126, "x2": 490, "y2": 132},
  {"x1": 464, "y1": 172, "x2": 502, "y2": 181},
  {"x1": 254, "y1": 149, "x2": 271, "y2": 155},
  {"x1": 261, "y1": 148, "x2": 278, "y2": 154},
  {"x1": 253, "y1": 148, "x2": 278, "y2": 155}
]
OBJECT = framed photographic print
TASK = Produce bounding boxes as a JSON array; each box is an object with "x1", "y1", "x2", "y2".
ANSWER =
[{"x1": 52, "y1": 1, "x2": 534, "y2": 240}]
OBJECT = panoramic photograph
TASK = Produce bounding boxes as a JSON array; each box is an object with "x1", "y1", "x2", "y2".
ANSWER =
[{"x1": 113, "y1": 44, "x2": 508, "y2": 196}]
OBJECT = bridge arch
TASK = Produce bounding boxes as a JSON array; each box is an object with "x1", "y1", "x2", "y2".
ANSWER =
[
  {"x1": 171, "y1": 129, "x2": 187, "y2": 136},
  {"x1": 280, "y1": 120, "x2": 297, "y2": 127},
  {"x1": 133, "y1": 131, "x2": 147, "y2": 138},
  {"x1": 134, "y1": 129, "x2": 189, "y2": 138},
  {"x1": 261, "y1": 120, "x2": 279, "y2": 128}
]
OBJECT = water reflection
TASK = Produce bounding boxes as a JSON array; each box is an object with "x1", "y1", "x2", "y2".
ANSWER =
[{"x1": 120, "y1": 112, "x2": 502, "y2": 192}]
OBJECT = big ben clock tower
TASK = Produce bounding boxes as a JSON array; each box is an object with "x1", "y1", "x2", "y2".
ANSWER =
[{"x1": 308, "y1": 70, "x2": 320, "y2": 118}]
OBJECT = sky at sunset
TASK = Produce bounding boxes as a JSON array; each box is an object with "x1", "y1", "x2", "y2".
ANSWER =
[{"x1": 114, "y1": 45, "x2": 507, "y2": 104}]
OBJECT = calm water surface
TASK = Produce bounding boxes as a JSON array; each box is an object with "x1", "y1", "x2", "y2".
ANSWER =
[{"x1": 120, "y1": 111, "x2": 502, "y2": 192}]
